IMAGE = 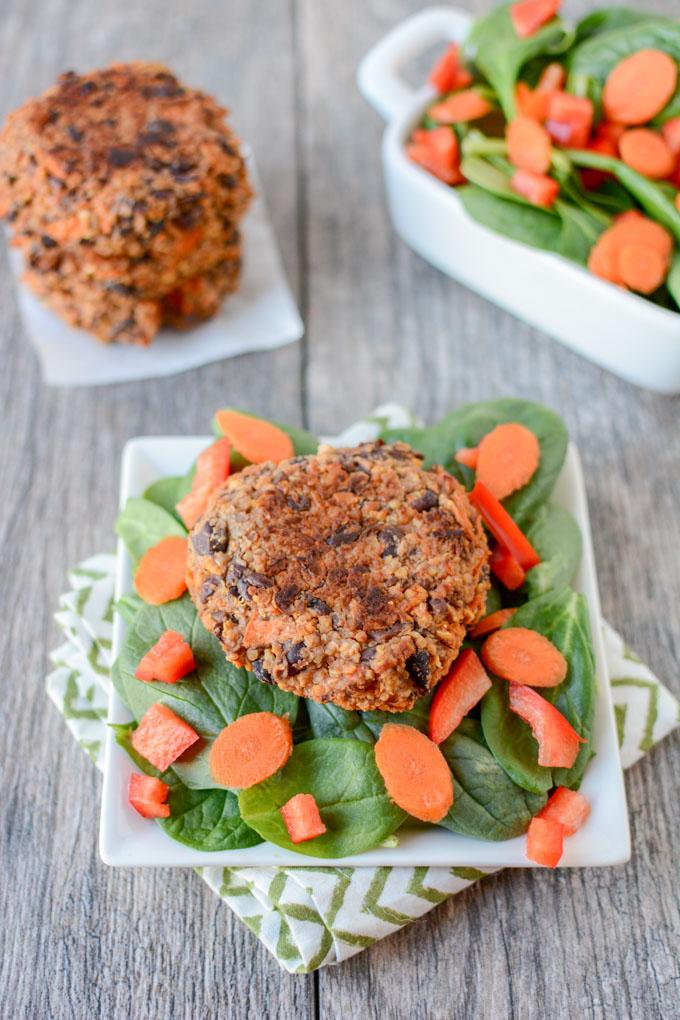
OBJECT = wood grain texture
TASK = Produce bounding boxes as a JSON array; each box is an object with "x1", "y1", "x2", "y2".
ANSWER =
[{"x1": 0, "y1": 0, "x2": 679, "y2": 1017}]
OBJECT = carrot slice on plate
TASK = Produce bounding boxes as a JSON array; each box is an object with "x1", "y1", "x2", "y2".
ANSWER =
[
  {"x1": 176, "y1": 437, "x2": 231, "y2": 529},
  {"x1": 428, "y1": 649, "x2": 492, "y2": 744},
  {"x1": 454, "y1": 446, "x2": 479, "y2": 469},
  {"x1": 134, "y1": 535, "x2": 188, "y2": 606},
  {"x1": 526, "y1": 816, "x2": 564, "y2": 867},
  {"x1": 510, "y1": 0, "x2": 560, "y2": 39},
  {"x1": 618, "y1": 244, "x2": 669, "y2": 294},
  {"x1": 603, "y1": 49, "x2": 677, "y2": 126},
  {"x1": 475, "y1": 421, "x2": 540, "y2": 500},
  {"x1": 429, "y1": 90, "x2": 493, "y2": 124},
  {"x1": 618, "y1": 128, "x2": 675, "y2": 180},
  {"x1": 469, "y1": 607, "x2": 517, "y2": 639},
  {"x1": 536, "y1": 62, "x2": 565, "y2": 93},
  {"x1": 537, "y1": 786, "x2": 590, "y2": 835},
  {"x1": 209, "y1": 712, "x2": 293, "y2": 788},
  {"x1": 374, "y1": 723, "x2": 453, "y2": 822},
  {"x1": 214, "y1": 409, "x2": 294, "y2": 465},
  {"x1": 507, "y1": 116, "x2": 553, "y2": 174},
  {"x1": 661, "y1": 117, "x2": 680, "y2": 157},
  {"x1": 481, "y1": 626, "x2": 568, "y2": 687}
]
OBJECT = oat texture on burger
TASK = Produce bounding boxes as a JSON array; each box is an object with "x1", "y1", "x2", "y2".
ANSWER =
[
  {"x1": 0, "y1": 63, "x2": 252, "y2": 345},
  {"x1": 187, "y1": 441, "x2": 490, "y2": 713}
]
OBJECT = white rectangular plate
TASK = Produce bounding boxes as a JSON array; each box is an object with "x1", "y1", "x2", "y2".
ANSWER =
[{"x1": 100, "y1": 436, "x2": 630, "y2": 868}]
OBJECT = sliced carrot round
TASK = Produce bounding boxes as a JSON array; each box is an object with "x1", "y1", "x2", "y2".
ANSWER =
[
  {"x1": 613, "y1": 210, "x2": 674, "y2": 258},
  {"x1": 618, "y1": 128, "x2": 675, "y2": 180},
  {"x1": 134, "y1": 536, "x2": 188, "y2": 606},
  {"x1": 475, "y1": 422, "x2": 540, "y2": 501},
  {"x1": 209, "y1": 711, "x2": 293, "y2": 788},
  {"x1": 507, "y1": 115, "x2": 553, "y2": 174},
  {"x1": 214, "y1": 409, "x2": 294, "y2": 465},
  {"x1": 618, "y1": 244, "x2": 668, "y2": 294},
  {"x1": 603, "y1": 49, "x2": 678, "y2": 126},
  {"x1": 469, "y1": 607, "x2": 517, "y2": 639},
  {"x1": 429, "y1": 90, "x2": 492, "y2": 124},
  {"x1": 176, "y1": 437, "x2": 231, "y2": 529},
  {"x1": 481, "y1": 626, "x2": 567, "y2": 687},
  {"x1": 454, "y1": 446, "x2": 479, "y2": 469},
  {"x1": 374, "y1": 723, "x2": 453, "y2": 822}
]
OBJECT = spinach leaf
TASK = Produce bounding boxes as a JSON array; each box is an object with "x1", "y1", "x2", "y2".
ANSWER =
[
  {"x1": 554, "y1": 200, "x2": 607, "y2": 264},
  {"x1": 162, "y1": 785, "x2": 262, "y2": 851},
  {"x1": 458, "y1": 184, "x2": 563, "y2": 253},
  {"x1": 480, "y1": 587, "x2": 596, "y2": 792},
  {"x1": 524, "y1": 502, "x2": 582, "y2": 598},
  {"x1": 439, "y1": 719, "x2": 547, "y2": 840},
  {"x1": 238, "y1": 738, "x2": 406, "y2": 858},
  {"x1": 568, "y1": 16, "x2": 680, "y2": 84},
  {"x1": 143, "y1": 472, "x2": 194, "y2": 522},
  {"x1": 112, "y1": 722, "x2": 260, "y2": 850},
  {"x1": 574, "y1": 7, "x2": 649, "y2": 44},
  {"x1": 117, "y1": 595, "x2": 299, "y2": 788},
  {"x1": 382, "y1": 398, "x2": 568, "y2": 526},
  {"x1": 306, "y1": 701, "x2": 375, "y2": 743},
  {"x1": 115, "y1": 592, "x2": 145, "y2": 624},
  {"x1": 464, "y1": 3, "x2": 574, "y2": 118},
  {"x1": 566, "y1": 150, "x2": 680, "y2": 242},
  {"x1": 361, "y1": 692, "x2": 433, "y2": 739},
  {"x1": 115, "y1": 497, "x2": 186, "y2": 565}
]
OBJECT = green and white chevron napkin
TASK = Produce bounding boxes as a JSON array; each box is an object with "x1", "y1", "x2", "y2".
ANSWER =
[{"x1": 46, "y1": 408, "x2": 679, "y2": 974}]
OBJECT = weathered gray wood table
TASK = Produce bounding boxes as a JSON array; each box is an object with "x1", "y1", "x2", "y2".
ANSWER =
[{"x1": 1, "y1": 1, "x2": 678, "y2": 1016}]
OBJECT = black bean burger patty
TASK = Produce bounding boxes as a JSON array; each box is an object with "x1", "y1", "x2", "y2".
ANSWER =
[{"x1": 187, "y1": 440, "x2": 490, "y2": 713}]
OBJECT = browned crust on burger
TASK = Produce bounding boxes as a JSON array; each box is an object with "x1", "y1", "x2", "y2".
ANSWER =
[
  {"x1": 186, "y1": 441, "x2": 490, "y2": 713},
  {"x1": 0, "y1": 62, "x2": 251, "y2": 344}
]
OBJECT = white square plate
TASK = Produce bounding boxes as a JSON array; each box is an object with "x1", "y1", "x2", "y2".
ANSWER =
[{"x1": 100, "y1": 437, "x2": 630, "y2": 868}]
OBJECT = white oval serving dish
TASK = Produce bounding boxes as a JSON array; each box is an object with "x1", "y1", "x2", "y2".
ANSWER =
[{"x1": 358, "y1": 5, "x2": 680, "y2": 394}]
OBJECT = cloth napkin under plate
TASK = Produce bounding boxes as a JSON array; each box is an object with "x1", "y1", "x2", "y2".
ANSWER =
[
  {"x1": 8, "y1": 152, "x2": 303, "y2": 387},
  {"x1": 46, "y1": 406, "x2": 679, "y2": 973}
]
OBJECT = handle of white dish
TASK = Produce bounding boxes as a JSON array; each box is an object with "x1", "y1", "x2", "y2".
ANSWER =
[{"x1": 357, "y1": 6, "x2": 471, "y2": 122}]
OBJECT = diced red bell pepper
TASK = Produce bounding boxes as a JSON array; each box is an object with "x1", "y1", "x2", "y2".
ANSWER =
[
  {"x1": 526, "y1": 816, "x2": 564, "y2": 867},
  {"x1": 470, "y1": 482, "x2": 541, "y2": 571},
  {"x1": 537, "y1": 786, "x2": 591, "y2": 835},
  {"x1": 131, "y1": 703, "x2": 200, "y2": 773},
  {"x1": 454, "y1": 446, "x2": 479, "y2": 469},
  {"x1": 508, "y1": 683, "x2": 585, "y2": 768},
  {"x1": 511, "y1": 169, "x2": 560, "y2": 207},
  {"x1": 128, "y1": 773, "x2": 171, "y2": 819},
  {"x1": 581, "y1": 123, "x2": 621, "y2": 189},
  {"x1": 406, "y1": 127, "x2": 463, "y2": 185},
  {"x1": 511, "y1": 0, "x2": 560, "y2": 39},
  {"x1": 176, "y1": 437, "x2": 231, "y2": 529},
  {"x1": 135, "y1": 629, "x2": 196, "y2": 684},
  {"x1": 280, "y1": 793, "x2": 327, "y2": 844},
  {"x1": 490, "y1": 544, "x2": 526, "y2": 590},
  {"x1": 428, "y1": 43, "x2": 473, "y2": 94},
  {"x1": 428, "y1": 649, "x2": 492, "y2": 744},
  {"x1": 545, "y1": 92, "x2": 594, "y2": 149}
]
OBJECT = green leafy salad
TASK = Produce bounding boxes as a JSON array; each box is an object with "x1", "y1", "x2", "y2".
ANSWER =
[
  {"x1": 406, "y1": 1, "x2": 680, "y2": 310},
  {"x1": 112, "y1": 399, "x2": 596, "y2": 866}
]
